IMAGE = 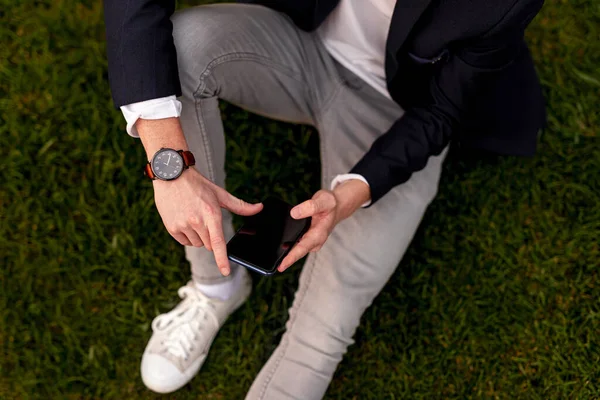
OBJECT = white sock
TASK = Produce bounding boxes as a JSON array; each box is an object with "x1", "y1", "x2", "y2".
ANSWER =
[{"x1": 195, "y1": 267, "x2": 243, "y2": 301}]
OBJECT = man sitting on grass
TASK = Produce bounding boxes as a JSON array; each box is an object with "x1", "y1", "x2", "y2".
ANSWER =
[{"x1": 103, "y1": 0, "x2": 546, "y2": 397}]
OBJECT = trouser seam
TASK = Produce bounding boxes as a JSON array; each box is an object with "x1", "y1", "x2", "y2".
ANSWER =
[
  {"x1": 311, "y1": 37, "x2": 345, "y2": 120},
  {"x1": 315, "y1": 85, "x2": 344, "y2": 187},
  {"x1": 257, "y1": 253, "x2": 320, "y2": 399},
  {"x1": 193, "y1": 97, "x2": 216, "y2": 183}
]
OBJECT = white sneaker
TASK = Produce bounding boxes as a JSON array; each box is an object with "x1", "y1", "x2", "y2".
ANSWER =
[{"x1": 140, "y1": 269, "x2": 252, "y2": 393}]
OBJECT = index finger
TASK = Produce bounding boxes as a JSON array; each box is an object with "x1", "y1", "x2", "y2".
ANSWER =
[
  {"x1": 207, "y1": 217, "x2": 230, "y2": 276},
  {"x1": 278, "y1": 232, "x2": 320, "y2": 272},
  {"x1": 278, "y1": 241, "x2": 310, "y2": 273}
]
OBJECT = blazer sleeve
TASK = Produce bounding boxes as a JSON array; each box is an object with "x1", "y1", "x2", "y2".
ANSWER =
[
  {"x1": 350, "y1": 0, "x2": 544, "y2": 204},
  {"x1": 103, "y1": 0, "x2": 181, "y2": 107}
]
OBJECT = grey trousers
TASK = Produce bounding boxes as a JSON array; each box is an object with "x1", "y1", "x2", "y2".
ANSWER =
[{"x1": 172, "y1": 4, "x2": 448, "y2": 399}]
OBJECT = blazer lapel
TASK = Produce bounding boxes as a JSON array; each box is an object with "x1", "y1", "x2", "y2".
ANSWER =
[{"x1": 385, "y1": 0, "x2": 432, "y2": 78}]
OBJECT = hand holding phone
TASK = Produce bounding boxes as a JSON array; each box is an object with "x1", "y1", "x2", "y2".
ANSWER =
[{"x1": 226, "y1": 197, "x2": 311, "y2": 275}]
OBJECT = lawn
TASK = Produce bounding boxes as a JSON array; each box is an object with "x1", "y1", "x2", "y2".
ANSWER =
[{"x1": 1, "y1": 0, "x2": 599, "y2": 398}]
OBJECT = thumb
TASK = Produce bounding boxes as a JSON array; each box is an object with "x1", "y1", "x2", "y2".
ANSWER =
[{"x1": 218, "y1": 190, "x2": 263, "y2": 216}]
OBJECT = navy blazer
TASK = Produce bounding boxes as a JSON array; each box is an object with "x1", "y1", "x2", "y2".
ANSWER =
[{"x1": 103, "y1": 0, "x2": 546, "y2": 204}]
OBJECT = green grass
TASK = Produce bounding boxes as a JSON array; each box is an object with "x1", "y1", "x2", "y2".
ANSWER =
[{"x1": 1, "y1": 0, "x2": 599, "y2": 398}]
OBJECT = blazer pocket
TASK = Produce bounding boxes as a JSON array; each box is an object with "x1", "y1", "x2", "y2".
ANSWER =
[{"x1": 408, "y1": 48, "x2": 450, "y2": 65}]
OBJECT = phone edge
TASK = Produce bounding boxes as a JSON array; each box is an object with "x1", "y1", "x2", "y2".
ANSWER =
[{"x1": 228, "y1": 255, "x2": 278, "y2": 276}]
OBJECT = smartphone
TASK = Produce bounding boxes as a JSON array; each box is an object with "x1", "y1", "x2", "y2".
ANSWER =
[{"x1": 227, "y1": 197, "x2": 311, "y2": 275}]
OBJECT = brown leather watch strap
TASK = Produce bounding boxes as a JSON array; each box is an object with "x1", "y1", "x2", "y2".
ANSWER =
[
  {"x1": 144, "y1": 163, "x2": 156, "y2": 179},
  {"x1": 179, "y1": 150, "x2": 196, "y2": 167}
]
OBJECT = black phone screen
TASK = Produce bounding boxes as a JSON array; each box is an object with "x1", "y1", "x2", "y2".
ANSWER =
[{"x1": 226, "y1": 197, "x2": 310, "y2": 275}]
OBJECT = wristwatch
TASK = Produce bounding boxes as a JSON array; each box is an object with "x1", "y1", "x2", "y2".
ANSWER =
[{"x1": 144, "y1": 148, "x2": 195, "y2": 180}]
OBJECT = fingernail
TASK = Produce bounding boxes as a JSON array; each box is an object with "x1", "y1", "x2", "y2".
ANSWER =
[
  {"x1": 290, "y1": 208, "x2": 299, "y2": 219},
  {"x1": 220, "y1": 268, "x2": 230, "y2": 276}
]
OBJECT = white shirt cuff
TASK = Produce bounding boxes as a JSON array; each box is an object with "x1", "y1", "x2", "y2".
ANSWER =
[
  {"x1": 120, "y1": 95, "x2": 182, "y2": 137},
  {"x1": 330, "y1": 173, "x2": 372, "y2": 208}
]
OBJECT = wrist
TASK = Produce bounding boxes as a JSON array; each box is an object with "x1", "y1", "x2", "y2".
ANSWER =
[
  {"x1": 333, "y1": 179, "x2": 371, "y2": 220},
  {"x1": 137, "y1": 117, "x2": 189, "y2": 158},
  {"x1": 152, "y1": 166, "x2": 195, "y2": 188}
]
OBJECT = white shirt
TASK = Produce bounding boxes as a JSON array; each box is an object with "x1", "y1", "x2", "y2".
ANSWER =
[
  {"x1": 318, "y1": 0, "x2": 395, "y2": 99},
  {"x1": 121, "y1": 0, "x2": 396, "y2": 206}
]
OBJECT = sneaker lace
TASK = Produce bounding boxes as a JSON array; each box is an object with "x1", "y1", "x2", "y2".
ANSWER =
[{"x1": 151, "y1": 285, "x2": 219, "y2": 360}]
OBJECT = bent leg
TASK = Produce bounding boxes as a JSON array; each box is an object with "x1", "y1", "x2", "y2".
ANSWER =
[
  {"x1": 170, "y1": 4, "x2": 340, "y2": 284},
  {"x1": 246, "y1": 62, "x2": 449, "y2": 399}
]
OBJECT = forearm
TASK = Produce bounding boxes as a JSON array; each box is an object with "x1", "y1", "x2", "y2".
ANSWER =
[{"x1": 137, "y1": 118, "x2": 189, "y2": 159}]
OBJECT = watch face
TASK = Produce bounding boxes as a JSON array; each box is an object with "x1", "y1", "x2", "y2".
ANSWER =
[{"x1": 151, "y1": 149, "x2": 184, "y2": 180}]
